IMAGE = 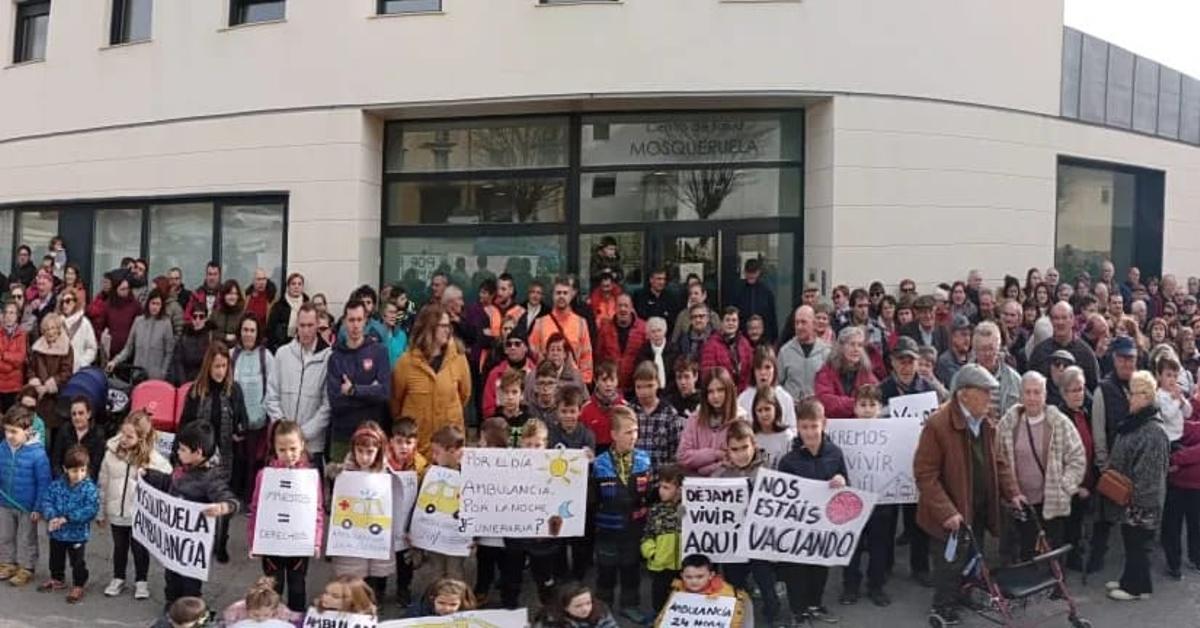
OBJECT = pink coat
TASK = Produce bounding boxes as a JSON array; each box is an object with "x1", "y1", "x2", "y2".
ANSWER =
[
  {"x1": 813, "y1": 363, "x2": 879, "y2": 419},
  {"x1": 677, "y1": 412, "x2": 740, "y2": 477},
  {"x1": 248, "y1": 457, "x2": 325, "y2": 556}
]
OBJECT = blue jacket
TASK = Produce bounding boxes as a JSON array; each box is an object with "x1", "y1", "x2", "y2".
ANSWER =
[
  {"x1": 0, "y1": 441, "x2": 51, "y2": 513},
  {"x1": 39, "y1": 477, "x2": 99, "y2": 543},
  {"x1": 325, "y1": 336, "x2": 392, "y2": 440},
  {"x1": 589, "y1": 449, "x2": 652, "y2": 546}
]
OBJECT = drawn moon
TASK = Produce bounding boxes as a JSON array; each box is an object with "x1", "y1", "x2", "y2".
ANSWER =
[{"x1": 558, "y1": 500, "x2": 575, "y2": 519}]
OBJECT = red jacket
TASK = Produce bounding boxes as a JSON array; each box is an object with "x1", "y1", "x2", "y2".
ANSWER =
[
  {"x1": 480, "y1": 359, "x2": 535, "y2": 418},
  {"x1": 580, "y1": 394, "x2": 625, "y2": 447},
  {"x1": 245, "y1": 291, "x2": 272, "y2": 327},
  {"x1": 699, "y1": 333, "x2": 754, "y2": 391},
  {"x1": 1170, "y1": 420, "x2": 1200, "y2": 490},
  {"x1": 95, "y1": 295, "x2": 142, "y2": 358},
  {"x1": 595, "y1": 317, "x2": 648, "y2": 392},
  {"x1": 0, "y1": 327, "x2": 27, "y2": 393},
  {"x1": 813, "y1": 362, "x2": 879, "y2": 418}
]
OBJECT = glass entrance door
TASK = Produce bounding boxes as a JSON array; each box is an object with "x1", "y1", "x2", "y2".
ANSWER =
[{"x1": 657, "y1": 230, "x2": 720, "y2": 306}]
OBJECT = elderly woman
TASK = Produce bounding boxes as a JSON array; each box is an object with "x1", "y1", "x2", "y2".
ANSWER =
[
  {"x1": 813, "y1": 326, "x2": 879, "y2": 418},
  {"x1": 390, "y1": 303, "x2": 472, "y2": 455},
  {"x1": 28, "y1": 312, "x2": 75, "y2": 436},
  {"x1": 997, "y1": 371, "x2": 1086, "y2": 560},
  {"x1": 1102, "y1": 371, "x2": 1171, "y2": 601},
  {"x1": 635, "y1": 316, "x2": 677, "y2": 390},
  {"x1": 1054, "y1": 365, "x2": 1097, "y2": 570}
]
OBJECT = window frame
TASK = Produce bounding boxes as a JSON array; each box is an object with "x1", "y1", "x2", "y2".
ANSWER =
[
  {"x1": 228, "y1": 0, "x2": 286, "y2": 27},
  {"x1": 110, "y1": 0, "x2": 152, "y2": 45},
  {"x1": 13, "y1": 0, "x2": 51, "y2": 64},
  {"x1": 377, "y1": 0, "x2": 442, "y2": 14}
]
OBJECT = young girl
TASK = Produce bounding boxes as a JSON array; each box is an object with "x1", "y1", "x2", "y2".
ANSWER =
[
  {"x1": 248, "y1": 421, "x2": 324, "y2": 613},
  {"x1": 307, "y1": 575, "x2": 377, "y2": 622},
  {"x1": 410, "y1": 578, "x2": 477, "y2": 618},
  {"x1": 737, "y1": 346, "x2": 797, "y2": 428},
  {"x1": 327, "y1": 421, "x2": 393, "y2": 601},
  {"x1": 535, "y1": 582, "x2": 619, "y2": 628},
  {"x1": 500, "y1": 419, "x2": 561, "y2": 607},
  {"x1": 678, "y1": 367, "x2": 746, "y2": 476},
  {"x1": 751, "y1": 386, "x2": 794, "y2": 469},
  {"x1": 222, "y1": 576, "x2": 301, "y2": 627},
  {"x1": 473, "y1": 417, "x2": 509, "y2": 605},
  {"x1": 97, "y1": 411, "x2": 172, "y2": 600}
]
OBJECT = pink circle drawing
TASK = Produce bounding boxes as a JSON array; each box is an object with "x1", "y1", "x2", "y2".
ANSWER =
[{"x1": 826, "y1": 491, "x2": 865, "y2": 525}]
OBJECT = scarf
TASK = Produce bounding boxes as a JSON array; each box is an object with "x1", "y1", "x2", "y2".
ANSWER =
[
  {"x1": 1116, "y1": 404, "x2": 1158, "y2": 435},
  {"x1": 723, "y1": 333, "x2": 742, "y2": 375},
  {"x1": 650, "y1": 342, "x2": 667, "y2": 388},
  {"x1": 285, "y1": 293, "x2": 304, "y2": 337},
  {"x1": 594, "y1": 386, "x2": 620, "y2": 409}
]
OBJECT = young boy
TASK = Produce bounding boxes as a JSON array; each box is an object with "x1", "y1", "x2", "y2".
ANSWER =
[
  {"x1": 548, "y1": 385, "x2": 596, "y2": 454},
  {"x1": 151, "y1": 596, "x2": 216, "y2": 628},
  {"x1": 142, "y1": 421, "x2": 239, "y2": 607},
  {"x1": 641, "y1": 464, "x2": 684, "y2": 612},
  {"x1": 917, "y1": 346, "x2": 950, "y2": 402},
  {"x1": 386, "y1": 418, "x2": 427, "y2": 607},
  {"x1": 631, "y1": 361, "x2": 682, "y2": 476},
  {"x1": 668, "y1": 357, "x2": 701, "y2": 417},
  {"x1": 491, "y1": 369, "x2": 532, "y2": 447},
  {"x1": 589, "y1": 406, "x2": 652, "y2": 624},
  {"x1": 581, "y1": 360, "x2": 624, "y2": 454},
  {"x1": 777, "y1": 398, "x2": 849, "y2": 624},
  {"x1": 424, "y1": 425, "x2": 467, "y2": 581},
  {"x1": 656, "y1": 554, "x2": 751, "y2": 628},
  {"x1": 714, "y1": 422, "x2": 780, "y2": 626},
  {"x1": 840, "y1": 384, "x2": 896, "y2": 608},
  {"x1": 528, "y1": 361, "x2": 561, "y2": 425},
  {"x1": 38, "y1": 444, "x2": 99, "y2": 602},
  {"x1": 0, "y1": 406, "x2": 51, "y2": 587},
  {"x1": 1156, "y1": 354, "x2": 1192, "y2": 443}
]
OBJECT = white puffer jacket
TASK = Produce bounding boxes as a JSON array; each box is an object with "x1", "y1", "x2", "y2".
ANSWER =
[{"x1": 97, "y1": 435, "x2": 172, "y2": 526}]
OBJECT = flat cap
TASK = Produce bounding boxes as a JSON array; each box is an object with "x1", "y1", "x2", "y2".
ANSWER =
[{"x1": 952, "y1": 363, "x2": 999, "y2": 393}]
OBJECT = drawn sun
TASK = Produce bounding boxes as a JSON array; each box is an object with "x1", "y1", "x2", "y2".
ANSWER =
[{"x1": 539, "y1": 450, "x2": 584, "y2": 484}]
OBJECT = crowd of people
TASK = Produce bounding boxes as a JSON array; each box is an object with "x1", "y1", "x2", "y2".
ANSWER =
[{"x1": 0, "y1": 235, "x2": 1198, "y2": 627}]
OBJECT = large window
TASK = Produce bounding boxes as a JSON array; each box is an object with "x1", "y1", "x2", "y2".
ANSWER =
[
  {"x1": 13, "y1": 1, "x2": 50, "y2": 63},
  {"x1": 379, "y1": 0, "x2": 440, "y2": 13},
  {"x1": 149, "y1": 203, "x2": 214, "y2": 287},
  {"x1": 17, "y1": 210, "x2": 58, "y2": 258},
  {"x1": 385, "y1": 236, "x2": 565, "y2": 306},
  {"x1": 93, "y1": 208, "x2": 143, "y2": 293},
  {"x1": 1056, "y1": 159, "x2": 1164, "y2": 281},
  {"x1": 229, "y1": 0, "x2": 284, "y2": 26},
  {"x1": 111, "y1": 0, "x2": 152, "y2": 44},
  {"x1": 221, "y1": 202, "x2": 285, "y2": 288}
]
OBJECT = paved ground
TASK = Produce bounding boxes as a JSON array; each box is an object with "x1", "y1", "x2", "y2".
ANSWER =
[{"x1": 1, "y1": 518, "x2": 1199, "y2": 628}]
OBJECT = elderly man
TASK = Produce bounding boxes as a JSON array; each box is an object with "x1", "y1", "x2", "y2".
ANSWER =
[
  {"x1": 1028, "y1": 301, "x2": 1101, "y2": 390},
  {"x1": 967, "y1": 321, "x2": 1020, "y2": 419},
  {"x1": 596, "y1": 293, "x2": 648, "y2": 392},
  {"x1": 915, "y1": 364, "x2": 1022, "y2": 624},
  {"x1": 779, "y1": 305, "x2": 831, "y2": 400},
  {"x1": 901, "y1": 295, "x2": 950, "y2": 354},
  {"x1": 935, "y1": 315, "x2": 973, "y2": 387}
]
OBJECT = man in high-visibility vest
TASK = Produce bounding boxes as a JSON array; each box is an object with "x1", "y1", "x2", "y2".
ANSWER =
[{"x1": 530, "y1": 277, "x2": 594, "y2": 385}]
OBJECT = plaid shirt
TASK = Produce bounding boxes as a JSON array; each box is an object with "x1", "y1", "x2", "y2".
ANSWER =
[{"x1": 634, "y1": 398, "x2": 683, "y2": 474}]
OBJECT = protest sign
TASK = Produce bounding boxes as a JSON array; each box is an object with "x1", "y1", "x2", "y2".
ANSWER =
[
  {"x1": 391, "y1": 470, "x2": 420, "y2": 551},
  {"x1": 824, "y1": 418, "x2": 921, "y2": 505},
  {"x1": 252, "y1": 467, "x2": 320, "y2": 556},
  {"x1": 379, "y1": 609, "x2": 528, "y2": 627},
  {"x1": 655, "y1": 592, "x2": 736, "y2": 628},
  {"x1": 740, "y1": 469, "x2": 878, "y2": 566},
  {"x1": 154, "y1": 431, "x2": 175, "y2": 461},
  {"x1": 132, "y1": 480, "x2": 216, "y2": 581},
  {"x1": 888, "y1": 391, "x2": 940, "y2": 423},
  {"x1": 327, "y1": 471, "x2": 393, "y2": 561},
  {"x1": 682, "y1": 477, "x2": 749, "y2": 563},
  {"x1": 302, "y1": 609, "x2": 377, "y2": 628},
  {"x1": 409, "y1": 465, "x2": 472, "y2": 557},
  {"x1": 460, "y1": 448, "x2": 588, "y2": 538}
]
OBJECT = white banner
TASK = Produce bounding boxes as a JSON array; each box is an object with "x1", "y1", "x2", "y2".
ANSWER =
[
  {"x1": 154, "y1": 431, "x2": 175, "y2": 461},
  {"x1": 682, "y1": 477, "x2": 749, "y2": 563},
  {"x1": 327, "y1": 471, "x2": 393, "y2": 561},
  {"x1": 391, "y1": 470, "x2": 420, "y2": 551},
  {"x1": 302, "y1": 609, "x2": 377, "y2": 628},
  {"x1": 252, "y1": 467, "x2": 321, "y2": 556},
  {"x1": 132, "y1": 480, "x2": 217, "y2": 581},
  {"x1": 409, "y1": 466, "x2": 472, "y2": 557},
  {"x1": 740, "y1": 469, "x2": 877, "y2": 566},
  {"x1": 380, "y1": 609, "x2": 528, "y2": 628},
  {"x1": 655, "y1": 592, "x2": 736, "y2": 628},
  {"x1": 824, "y1": 418, "x2": 921, "y2": 505},
  {"x1": 461, "y1": 448, "x2": 588, "y2": 538},
  {"x1": 888, "y1": 391, "x2": 939, "y2": 423}
]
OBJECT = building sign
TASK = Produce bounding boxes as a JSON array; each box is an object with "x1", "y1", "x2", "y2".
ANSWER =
[{"x1": 582, "y1": 113, "x2": 793, "y2": 167}]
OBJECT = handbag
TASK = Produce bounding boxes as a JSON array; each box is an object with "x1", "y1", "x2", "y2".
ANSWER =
[{"x1": 1096, "y1": 468, "x2": 1134, "y2": 507}]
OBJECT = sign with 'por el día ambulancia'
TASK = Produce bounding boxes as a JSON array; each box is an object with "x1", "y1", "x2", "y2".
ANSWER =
[
  {"x1": 460, "y1": 448, "x2": 589, "y2": 538},
  {"x1": 132, "y1": 479, "x2": 217, "y2": 581},
  {"x1": 739, "y1": 469, "x2": 877, "y2": 567}
]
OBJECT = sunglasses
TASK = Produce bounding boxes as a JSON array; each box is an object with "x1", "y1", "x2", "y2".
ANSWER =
[
  {"x1": 506, "y1": 340, "x2": 525, "y2": 348},
  {"x1": 60, "y1": 298, "x2": 75, "y2": 304}
]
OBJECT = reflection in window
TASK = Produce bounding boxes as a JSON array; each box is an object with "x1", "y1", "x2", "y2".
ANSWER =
[
  {"x1": 384, "y1": 236, "x2": 565, "y2": 305},
  {"x1": 93, "y1": 209, "x2": 143, "y2": 294},
  {"x1": 379, "y1": 0, "x2": 440, "y2": 13},
  {"x1": 221, "y1": 203, "x2": 285, "y2": 285},
  {"x1": 149, "y1": 203, "x2": 213, "y2": 287},
  {"x1": 580, "y1": 168, "x2": 800, "y2": 224},
  {"x1": 0, "y1": 211, "x2": 14, "y2": 274},
  {"x1": 16, "y1": 210, "x2": 58, "y2": 261},
  {"x1": 387, "y1": 118, "x2": 569, "y2": 173},
  {"x1": 1055, "y1": 164, "x2": 1136, "y2": 281},
  {"x1": 387, "y1": 178, "x2": 565, "y2": 225},
  {"x1": 736, "y1": 233, "x2": 794, "y2": 331}
]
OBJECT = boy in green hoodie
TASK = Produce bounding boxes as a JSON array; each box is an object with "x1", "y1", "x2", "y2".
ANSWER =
[{"x1": 641, "y1": 464, "x2": 683, "y2": 611}]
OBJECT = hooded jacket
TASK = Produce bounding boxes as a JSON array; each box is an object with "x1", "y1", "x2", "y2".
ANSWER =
[
  {"x1": 97, "y1": 435, "x2": 172, "y2": 526},
  {"x1": 0, "y1": 440, "x2": 51, "y2": 512},
  {"x1": 38, "y1": 476, "x2": 99, "y2": 543},
  {"x1": 326, "y1": 336, "x2": 392, "y2": 443},
  {"x1": 390, "y1": 340, "x2": 471, "y2": 455},
  {"x1": 264, "y1": 337, "x2": 332, "y2": 453}
]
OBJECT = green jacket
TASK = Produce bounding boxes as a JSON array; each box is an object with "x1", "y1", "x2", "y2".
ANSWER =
[{"x1": 640, "y1": 501, "x2": 682, "y2": 572}]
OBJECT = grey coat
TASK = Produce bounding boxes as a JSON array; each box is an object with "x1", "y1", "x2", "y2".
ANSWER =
[
  {"x1": 1101, "y1": 409, "x2": 1170, "y2": 529},
  {"x1": 110, "y1": 315, "x2": 175, "y2": 381},
  {"x1": 778, "y1": 337, "x2": 831, "y2": 400}
]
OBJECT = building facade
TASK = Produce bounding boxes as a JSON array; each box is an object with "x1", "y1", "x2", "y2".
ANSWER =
[{"x1": 1, "y1": 0, "x2": 1198, "y2": 319}]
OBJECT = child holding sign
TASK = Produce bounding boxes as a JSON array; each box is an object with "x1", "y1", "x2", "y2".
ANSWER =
[
  {"x1": 424, "y1": 425, "x2": 468, "y2": 581},
  {"x1": 500, "y1": 419, "x2": 563, "y2": 607},
  {"x1": 474, "y1": 417, "x2": 509, "y2": 605},
  {"x1": 248, "y1": 420, "x2": 324, "y2": 612},
  {"x1": 839, "y1": 385, "x2": 897, "y2": 608},
  {"x1": 98, "y1": 411, "x2": 172, "y2": 600},
  {"x1": 776, "y1": 398, "x2": 849, "y2": 625},
  {"x1": 386, "y1": 417, "x2": 426, "y2": 607},
  {"x1": 656, "y1": 554, "x2": 750, "y2": 628},
  {"x1": 327, "y1": 421, "x2": 393, "y2": 602},
  {"x1": 535, "y1": 582, "x2": 619, "y2": 628},
  {"x1": 37, "y1": 444, "x2": 99, "y2": 603}
]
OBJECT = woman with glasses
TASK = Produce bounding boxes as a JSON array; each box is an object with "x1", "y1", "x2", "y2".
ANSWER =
[
  {"x1": 0, "y1": 302, "x2": 28, "y2": 411},
  {"x1": 170, "y1": 301, "x2": 213, "y2": 386},
  {"x1": 9, "y1": 284, "x2": 35, "y2": 335},
  {"x1": 58, "y1": 284, "x2": 97, "y2": 373},
  {"x1": 390, "y1": 303, "x2": 471, "y2": 454}
]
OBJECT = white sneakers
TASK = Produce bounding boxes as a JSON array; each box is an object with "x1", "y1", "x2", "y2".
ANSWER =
[
  {"x1": 103, "y1": 579, "x2": 124, "y2": 597},
  {"x1": 134, "y1": 581, "x2": 151, "y2": 600},
  {"x1": 1107, "y1": 587, "x2": 1150, "y2": 601}
]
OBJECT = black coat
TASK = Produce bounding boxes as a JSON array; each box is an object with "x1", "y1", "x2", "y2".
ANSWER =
[
  {"x1": 265, "y1": 293, "x2": 309, "y2": 351},
  {"x1": 49, "y1": 425, "x2": 105, "y2": 481},
  {"x1": 170, "y1": 326, "x2": 212, "y2": 386},
  {"x1": 777, "y1": 435, "x2": 849, "y2": 483}
]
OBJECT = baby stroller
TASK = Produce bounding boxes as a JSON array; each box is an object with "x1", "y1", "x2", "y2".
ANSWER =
[
  {"x1": 929, "y1": 504, "x2": 1090, "y2": 628},
  {"x1": 56, "y1": 367, "x2": 115, "y2": 436}
]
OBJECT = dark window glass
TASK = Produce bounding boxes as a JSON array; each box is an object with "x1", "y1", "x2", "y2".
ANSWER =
[
  {"x1": 111, "y1": 0, "x2": 152, "y2": 44},
  {"x1": 379, "y1": 0, "x2": 440, "y2": 13},
  {"x1": 386, "y1": 178, "x2": 566, "y2": 225},
  {"x1": 13, "y1": 1, "x2": 50, "y2": 63},
  {"x1": 384, "y1": 236, "x2": 565, "y2": 305},
  {"x1": 1056, "y1": 162, "x2": 1163, "y2": 281},
  {"x1": 230, "y1": 0, "x2": 285, "y2": 26},
  {"x1": 387, "y1": 118, "x2": 569, "y2": 173}
]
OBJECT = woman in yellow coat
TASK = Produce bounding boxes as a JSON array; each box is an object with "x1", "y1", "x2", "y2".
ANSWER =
[{"x1": 390, "y1": 304, "x2": 472, "y2": 455}]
